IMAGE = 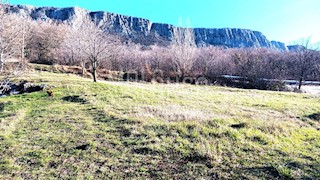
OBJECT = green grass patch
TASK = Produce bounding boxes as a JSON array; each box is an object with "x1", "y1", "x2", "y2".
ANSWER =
[{"x1": 0, "y1": 71, "x2": 319, "y2": 179}]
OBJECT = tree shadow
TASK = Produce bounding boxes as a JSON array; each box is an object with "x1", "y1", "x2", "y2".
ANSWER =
[{"x1": 85, "y1": 106, "x2": 139, "y2": 138}]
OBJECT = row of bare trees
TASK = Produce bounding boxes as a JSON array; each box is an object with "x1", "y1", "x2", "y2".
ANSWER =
[
  {"x1": 1, "y1": 1, "x2": 319, "y2": 90},
  {"x1": 106, "y1": 43, "x2": 319, "y2": 82}
]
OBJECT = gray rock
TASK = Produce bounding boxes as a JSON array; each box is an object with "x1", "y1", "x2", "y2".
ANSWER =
[
  {"x1": 6, "y1": 4, "x2": 288, "y2": 50},
  {"x1": 271, "y1": 41, "x2": 288, "y2": 51},
  {"x1": 287, "y1": 45, "x2": 305, "y2": 52},
  {"x1": 194, "y1": 28, "x2": 273, "y2": 48},
  {"x1": 0, "y1": 81, "x2": 47, "y2": 96}
]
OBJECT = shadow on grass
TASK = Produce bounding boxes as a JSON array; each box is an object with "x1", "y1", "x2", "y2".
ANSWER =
[
  {"x1": 307, "y1": 113, "x2": 320, "y2": 121},
  {"x1": 80, "y1": 104, "x2": 319, "y2": 179},
  {"x1": 0, "y1": 102, "x2": 14, "y2": 119},
  {"x1": 240, "y1": 166, "x2": 281, "y2": 179},
  {"x1": 85, "y1": 106, "x2": 138, "y2": 138},
  {"x1": 239, "y1": 162, "x2": 320, "y2": 179},
  {"x1": 62, "y1": 96, "x2": 87, "y2": 104},
  {"x1": 230, "y1": 123, "x2": 247, "y2": 129},
  {"x1": 0, "y1": 103, "x2": 4, "y2": 112}
]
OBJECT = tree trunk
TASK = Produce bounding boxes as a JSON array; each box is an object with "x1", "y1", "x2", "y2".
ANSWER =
[
  {"x1": 0, "y1": 53, "x2": 3, "y2": 72},
  {"x1": 92, "y1": 68, "x2": 97, "y2": 82},
  {"x1": 180, "y1": 71, "x2": 185, "y2": 82},
  {"x1": 92, "y1": 60, "x2": 97, "y2": 82},
  {"x1": 0, "y1": 61, "x2": 3, "y2": 72},
  {"x1": 298, "y1": 71, "x2": 304, "y2": 90},
  {"x1": 298, "y1": 76, "x2": 303, "y2": 90},
  {"x1": 81, "y1": 61, "x2": 85, "y2": 77}
]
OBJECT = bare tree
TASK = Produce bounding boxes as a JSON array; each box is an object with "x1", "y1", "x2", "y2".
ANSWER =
[
  {"x1": 61, "y1": 25, "x2": 86, "y2": 74},
  {"x1": 291, "y1": 38, "x2": 319, "y2": 89},
  {"x1": 60, "y1": 13, "x2": 94, "y2": 75},
  {"x1": 27, "y1": 20, "x2": 66, "y2": 65},
  {"x1": 170, "y1": 19, "x2": 197, "y2": 80},
  {"x1": 232, "y1": 48, "x2": 261, "y2": 79},
  {"x1": 148, "y1": 45, "x2": 174, "y2": 74},
  {"x1": 194, "y1": 46, "x2": 232, "y2": 78},
  {"x1": 76, "y1": 15, "x2": 119, "y2": 82},
  {"x1": 315, "y1": 51, "x2": 320, "y2": 75}
]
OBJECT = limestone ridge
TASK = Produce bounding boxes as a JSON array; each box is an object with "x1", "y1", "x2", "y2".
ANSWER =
[
  {"x1": 271, "y1": 41, "x2": 288, "y2": 51},
  {"x1": 6, "y1": 5, "x2": 288, "y2": 50}
]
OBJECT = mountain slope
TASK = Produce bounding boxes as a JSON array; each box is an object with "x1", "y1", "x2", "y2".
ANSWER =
[{"x1": 6, "y1": 4, "x2": 288, "y2": 49}]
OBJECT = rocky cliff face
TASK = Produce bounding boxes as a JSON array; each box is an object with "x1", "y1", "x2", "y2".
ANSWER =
[
  {"x1": 194, "y1": 28, "x2": 274, "y2": 48},
  {"x1": 271, "y1": 41, "x2": 288, "y2": 51},
  {"x1": 6, "y1": 5, "x2": 287, "y2": 50}
]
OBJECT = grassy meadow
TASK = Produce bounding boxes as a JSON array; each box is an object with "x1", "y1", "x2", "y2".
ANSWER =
[{"x1": 0, "y1": 69, "x2": 319, "y2": 179}]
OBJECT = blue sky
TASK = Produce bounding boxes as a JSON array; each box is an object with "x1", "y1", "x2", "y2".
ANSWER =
[{"x1": 9, "y1": 0, "x2": 320, "y2": 44}]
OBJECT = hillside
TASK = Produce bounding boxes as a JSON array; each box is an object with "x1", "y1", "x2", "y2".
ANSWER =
[
  {"x1": 0, "y1": 70, "x2": 319, "y2": 179},
  {"x1": 6, "y1": 4, "x2": 288, "y2": 50}
]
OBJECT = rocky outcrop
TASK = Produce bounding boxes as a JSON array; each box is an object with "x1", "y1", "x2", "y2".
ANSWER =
[
  {"x1": 287, "y1": 45, "x2": 305, "y2": 52},
  {"x1": 0, "y1": 81, "x2": 48, "y2": 97},
  {"x1": 194, "y1": 28, "x2": 275, "y2": 48},
  {"x1": 6, "y1": 4, "x2": 288, "y2": 50},
  {"x1": 271, "y1": 41, "x2": 288, "y2": 51}
]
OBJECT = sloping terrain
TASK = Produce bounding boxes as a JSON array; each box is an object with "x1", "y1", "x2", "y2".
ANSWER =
[{"x1": 0, "y1": 71, "x2": 319, "y2": 179}]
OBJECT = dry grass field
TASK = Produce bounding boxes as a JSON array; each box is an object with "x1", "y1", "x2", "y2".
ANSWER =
[{"x1": 0, "y1": 70, "x2": 319, "y2": 179}]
